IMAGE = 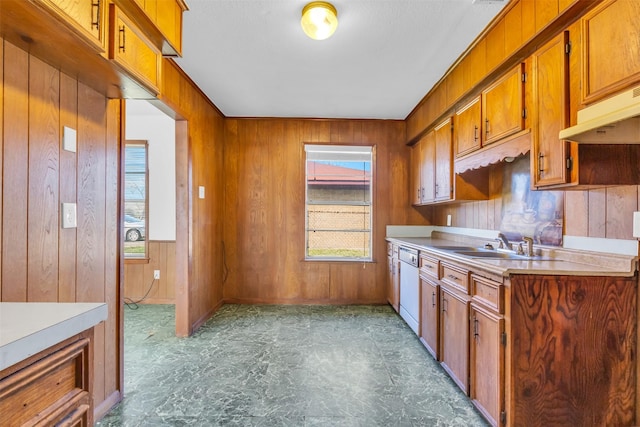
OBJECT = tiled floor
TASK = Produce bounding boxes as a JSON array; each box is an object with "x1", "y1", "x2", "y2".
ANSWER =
[{"x1": 97, "y1": 304, "x2": 488, "y2": 426}]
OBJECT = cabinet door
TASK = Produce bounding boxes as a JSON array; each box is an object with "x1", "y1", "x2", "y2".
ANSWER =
[
  {"x1": 582, "y1": 0, "x2": 640, "y2": 103},
  {"x1": 434, "y1": 118, "x2": 453, "y2": 201},
  {"x1": 482, "y1": 64, "x2": 525, "y2": 145},
  {"x1": 455, "y1": 96, "x2": 482, "y2": 157},
  {"x1": 420, "y1": 130, "x2": 436, "y2": 203},
  {"x1": 440, "y1": 287, "x2": 469, "y2": 392},
  {"x1": 470, "y1": 304, "x2": 504, "y2": 427},
  {"x1": 420, "y1": 276, "x2": 439, "y2": 359},
  {"x1": 156, "y1": 0, "x2": 184, "y2": 55},
  {"x1": 109, "y1": 5, "x2": 161, "y2": 95},
  {"x1": 532, "y1": 32, "x2": 569, "y2": 187},
  {"x1": 37, "y1": 0, "x2": 105, "y2": 51},
  {"x1": 410, "y1": 142, "x2": 422, "y2": 205}
]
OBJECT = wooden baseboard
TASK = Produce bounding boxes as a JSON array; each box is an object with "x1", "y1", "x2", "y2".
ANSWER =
[
  {"x1": 136, "y1": 298, "x2": 175, "y2": 305},
  {"x1": 94, "y1": 390, "x2": 122, "y2": 423},
  {"x1": 190, "y1": 299, "x2": 224, "y2": 332},
  {"x1": 223, "y1": 297, "x2": 388, "y2": 305}
]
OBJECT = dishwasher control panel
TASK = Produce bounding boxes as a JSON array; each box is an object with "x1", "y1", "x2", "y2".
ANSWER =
[{"x1": 399, "y1": 246, "x2": 419, "y2": 267}]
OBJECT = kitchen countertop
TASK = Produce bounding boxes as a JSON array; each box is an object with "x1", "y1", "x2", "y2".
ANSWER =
[
  {"x1": 387, "y1": 234, "x2": 638, "y2": 277},
  {"x1": 0, "y1": 302, "x2": 108, "y2": 371}
]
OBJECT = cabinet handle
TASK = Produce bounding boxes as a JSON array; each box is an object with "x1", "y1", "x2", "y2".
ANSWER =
[
  {"x1": 474, "y1": 125, "x2": 479, "y2": 141},
  {"x1": 442, "y1": 297, "x2": 448, "y2": 312},
  {"x1": 447, "y1": 274, "x2": 459, "y2": 281},
  {"x1": 435, "y1": 183, "x2": 439, "y2": 195},
  {"x1": 118, "y1": 25, "x2": 126, "y2": 53},
  {"x1": 485, "y1": 118, "x2": 490, "y2": 136},
  {"x1": 473, "y1": 317, "x2": 479, "y2": 339},
  {"x1": 538, "y1": 152, "x2": 545, "y2": 175},
  {"x1": 431, "y1": 291, "x2": 436, "y2": 308},
  {"x1": 417, "y1": 188, "x2": 420, "y2": 201},
  {"x1": 92, "y1": 0, "x2": 101, "y2": 30}
]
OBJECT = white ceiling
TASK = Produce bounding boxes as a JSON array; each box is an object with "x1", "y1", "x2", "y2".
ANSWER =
[{"x1": 175, "y1": 0, "x2": 507, "y2": 120}]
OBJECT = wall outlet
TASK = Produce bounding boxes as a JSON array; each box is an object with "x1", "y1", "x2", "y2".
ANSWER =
[
  {"x1": 446, "y1": 214, "x2": 452, "y2": 227},
  {"x1": 154, "y1": 270, "x2": 160, "y2": 279},
  {"x1": 61, "y1": 203, "x2": 77, "y2": 228}
]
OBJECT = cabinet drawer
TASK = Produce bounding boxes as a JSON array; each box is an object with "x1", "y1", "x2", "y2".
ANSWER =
[
  {"x1": 0, "y1": 338, "x2": 90, "y2": 426},
  {"x1": 441, "y1": 263, "x2": 469, "y2": 294},
  {"x1": 471, "y1": 275, "x2": 503, "y2": 313},
  {"x1": 420, "y1": 254, "x2": 439, "y2": 279}
]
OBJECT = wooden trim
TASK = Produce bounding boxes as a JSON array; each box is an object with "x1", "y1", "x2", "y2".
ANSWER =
[
  {"x1": 93, "y1": 390, "x2": 121, "y2": 422},
  {"x1": 174, "y1": 119, "x2": 190, "y2": 337},
  {"x1": 124, "y1": 258, "x2": 150, "y2": 264},
  {"x1": 190, "y1": 300, "x2": 224, "y2": 332},
  {"x1": 223, "y1": 298, "x2": 388, "y2": 305}
]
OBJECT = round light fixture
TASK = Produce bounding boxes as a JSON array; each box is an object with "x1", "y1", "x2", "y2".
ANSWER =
[{"x1": 301, "y1": 1, "x2": 338, "y2": 41}]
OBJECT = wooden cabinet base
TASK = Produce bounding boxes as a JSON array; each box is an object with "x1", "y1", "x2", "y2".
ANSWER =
[{"x1": 0, "y1": 331, "x2": 94, "y2": 427}]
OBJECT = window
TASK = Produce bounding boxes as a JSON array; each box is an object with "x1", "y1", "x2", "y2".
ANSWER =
[
  {"x1": 124, "y1": 141, "x2": 148, "y2": 259},
  {"x1": 305, "y1": 144, "x2": 373, "y2": 261}
]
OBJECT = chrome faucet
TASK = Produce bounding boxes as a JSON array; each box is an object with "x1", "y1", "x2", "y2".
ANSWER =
[
  {"x1": 522, "y1": 236, "x2": 534, "y2": 257},
  {"x1": 495, "y1": 233, "x2": 510, "y2": 250}
]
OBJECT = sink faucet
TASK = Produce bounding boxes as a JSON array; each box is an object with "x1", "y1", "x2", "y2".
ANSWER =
[
  {"x1": 495, "y1": 233, "x2": 510, "y2": 250},
  {"x1": 522, "y1": 236, "x2": 534, "y2": 257}
]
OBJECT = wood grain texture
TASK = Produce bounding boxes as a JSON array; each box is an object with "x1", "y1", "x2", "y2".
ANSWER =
[
  {"x1": 2, "y1": 41, "x2": 29, "y2": 301},
  {"x1": 59, "y1": 73, "x2": 78, "y2": 303},
  {"x1": 0, "y1": 38, "x2": 3, "y2": 300},
  {"x1": 605, "y1": 186, "x2": 637, "y2": 239},
  {"x1": 159, "y1": 59, "x2": 225, "y2": 336},
  {"x1": 123, "y1": 241, "x2": 176, "y2": 303},
  {"x1": 510, "y1": 275, "x2": 636, "y2": 427},
  {"x1": 224, "y1": 118, "x2": 424, "y2": 303},
  {"x1": 77, "y1": 82, "x2": 107, "y2": 405}
]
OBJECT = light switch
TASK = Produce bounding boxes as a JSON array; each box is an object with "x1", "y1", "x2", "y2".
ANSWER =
[
  {"x1": 62, "y1": 203, "x2": 77, "y2": 228},
  {"x1": 63, "y1": 126, "x2": 77, "y2": 153},
  {"x1": 199, "y1": 186, "x2": 205, "y2": 199}
]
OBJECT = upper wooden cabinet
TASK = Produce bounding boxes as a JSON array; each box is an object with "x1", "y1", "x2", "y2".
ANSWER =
[
  {"x1": 109, "y1": 4, "x2": 161, "y2": 96},
  {"x1": 455, "y1": 96, "x2": 482, "y2": 157},
  {"x1": 35, "y1": 0, "x2": 107, "y2": 52},
  {"x1": 581, "y1": 0, "x2": 640, "y2": 104},
  {"x1": 531, "y1": 32, "x2": 570, "y2": 188},
  {"x1": 482, "y1": 64, "x2": 526, "y2": 146},
  {"x1": 434, "y1": 118, "x2": 453, "y2": 201}
]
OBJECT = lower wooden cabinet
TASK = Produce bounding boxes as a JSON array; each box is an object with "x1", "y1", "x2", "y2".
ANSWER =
[
  {"x1": 470, "y1": 302, "x2": 504, "y2": 426},
  {"x1": 387, "y1": 243, "x2": 400, "y2": 312},
  {"x1": 440, "y1": 284, "x2": 470, "y2": 393},
  {"x1": 420, "y1": 275, "x2": 439, "y2": 359},
  {"x1": 0, "y1": 332, "x2": 93, "y2": 427}
]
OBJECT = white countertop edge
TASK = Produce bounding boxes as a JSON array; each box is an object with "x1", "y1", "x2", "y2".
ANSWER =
[{"x1": 0, "y1": 302, "x2": 108, "y2": 371}]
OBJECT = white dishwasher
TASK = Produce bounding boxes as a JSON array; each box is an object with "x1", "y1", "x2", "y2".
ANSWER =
[{"x1": 399, "y1": 246, "x2": 420, "y2": 335}]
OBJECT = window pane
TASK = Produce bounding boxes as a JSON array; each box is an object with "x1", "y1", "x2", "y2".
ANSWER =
[
  {"x1": 124, "y1": 144, "x2": 147, "y2": 259},
  {"x1": 305, "y1": 145, "x2": 372, "y2": 260}
]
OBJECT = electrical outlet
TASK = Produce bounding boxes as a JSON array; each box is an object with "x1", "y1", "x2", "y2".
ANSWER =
[
  {"x1": 154, "y1": 270, "x2": 160, "y2": 280},
  {"x1": 446, "y1": 214, "x2": 452, "y2": 227}
]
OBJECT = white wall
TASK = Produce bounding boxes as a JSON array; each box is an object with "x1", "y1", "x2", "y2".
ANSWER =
[{"x1": 125, "y1": 100, "x2": 176, "y2": 241}]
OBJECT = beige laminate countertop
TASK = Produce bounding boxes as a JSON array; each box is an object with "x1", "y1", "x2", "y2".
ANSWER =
[{"x1": 386, "y1": 236, "x2": 638, "y2": 277}]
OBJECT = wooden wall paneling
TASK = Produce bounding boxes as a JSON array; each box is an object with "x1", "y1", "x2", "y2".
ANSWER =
[
  {"x1": 559, "y1": 0, "x2": 574, "y2": 13},
  {"x1": 59, "y1": 73, "x2": 78, "y2": 303},
  {"x1": 222, "y1": 119, "x2": 238, "y2": 301},
  {"x1": 535, "y1": 0, "x2": 559, "y2": 32},
  {"x1": 76, "y1": 82, "x2": 106, "y2": 405},
  {"x1": 174, "y1": 119, "x2": 190, "y2": 336},
  {"x1": 101, "y1": 98, "x2": 121, "y2": 414},
  {"x1": 521, "y1": 0, "x2": 536, "y2": 43},
  {"x1": 27, "y1": 56, "x2": 60, "y2": 302},
  {"x1": 2, "y1": 42, "x2": 29, "y2": 301},
  {"x1": 587, "y1": 188, "x2": 606, "y2": 238},
  {"x1": 485, "y1": 18, "x2": 505, "y2": 73},
  {"x1": 504, "y1": 1, "x2": 522, "y2": 58},
  {"x1": 564, "y1": 190, "x2": 588, "y2": 236},
  {"x1": 605, "y1": 186, "x2": 637, "y2": 240},
  {"x1": 0, "y1": 38, "x2": 3, "y2": 300}
]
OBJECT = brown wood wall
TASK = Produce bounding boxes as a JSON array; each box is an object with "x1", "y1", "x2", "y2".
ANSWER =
[
  {"x1": 0, "y1": 38, "x2": 121, "y2": 417},
  {"x1": 124, "y1": 241, "x2": 176, "y2": 304},
  {"x1": 223, "y1": 119, "x2": 429, "y2": 303},
  {"x1": 159, "y1": 59, "x2": 225, "y2": 335}
]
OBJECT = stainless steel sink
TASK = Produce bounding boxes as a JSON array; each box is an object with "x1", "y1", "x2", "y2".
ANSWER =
[
  {"x1": 453, "y1": 250, "x2": 527, "y2": 259},
  {"x1": 429, "y1": 245, "x2": 479, "y2": 251}
]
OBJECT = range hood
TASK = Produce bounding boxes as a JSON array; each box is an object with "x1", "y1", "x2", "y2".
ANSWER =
[{"x1": 559, "y1": 86, "x2": 640, "y2": 143}]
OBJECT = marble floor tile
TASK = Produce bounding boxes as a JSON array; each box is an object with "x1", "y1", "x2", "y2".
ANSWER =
[{"x1": 97, "y1": 304, "x2": 488, "y2": 426}]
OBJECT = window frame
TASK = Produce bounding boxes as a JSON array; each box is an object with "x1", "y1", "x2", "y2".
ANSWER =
[
  {"x1": 304, "y1": 143, "x2": 375, "y2": 262},
  {"x1": 123, "y1": 140, "x2": 149, "y2": 263}
]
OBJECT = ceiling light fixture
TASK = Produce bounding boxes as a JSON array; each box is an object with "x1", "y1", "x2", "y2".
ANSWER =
[{"x1": 301, "y1": 1, "x2": 338, "y2": 41}]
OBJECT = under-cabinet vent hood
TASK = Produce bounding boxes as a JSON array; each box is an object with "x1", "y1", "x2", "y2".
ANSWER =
[{"x1": 559, "y1": 86, "x2": 640, "y2": 143}]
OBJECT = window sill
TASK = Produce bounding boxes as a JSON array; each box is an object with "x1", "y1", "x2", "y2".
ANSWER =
[
  {"x1": 125, "y1": 257, "x2": 150, "y2": 264},
  {"x1": 304, "y1": 258, "x2": 376, "y2": 263}
]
